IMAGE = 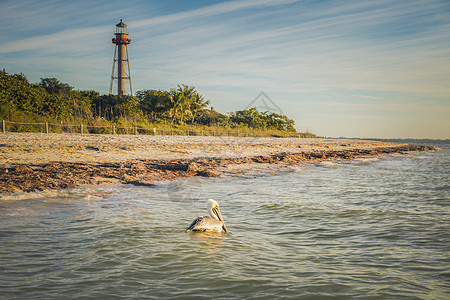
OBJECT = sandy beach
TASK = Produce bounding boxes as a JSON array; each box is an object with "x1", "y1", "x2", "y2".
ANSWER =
[
  {"x1": 0, "y1": 133, "x2": 433, "y2": 194},
  {"x1": 1, "y1": 133, "x2": 402, "y2": 164}
]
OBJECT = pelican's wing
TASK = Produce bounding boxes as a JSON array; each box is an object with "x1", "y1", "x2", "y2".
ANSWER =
[
  {"x1": 186, "y1": 216, "x2": 223, "y2": 232},
  {"x1": 186, "y1": 216, "x2": 205, "y2": 231}
]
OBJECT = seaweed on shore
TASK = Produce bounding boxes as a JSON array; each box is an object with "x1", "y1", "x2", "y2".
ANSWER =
[{"x1": 0, "y1": 144, "x2": 434, "y2": 195}]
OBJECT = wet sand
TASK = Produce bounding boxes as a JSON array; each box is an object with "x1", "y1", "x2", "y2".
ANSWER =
[{"x1": 0, "y1": 133, "x2": 433, "y2": 194}]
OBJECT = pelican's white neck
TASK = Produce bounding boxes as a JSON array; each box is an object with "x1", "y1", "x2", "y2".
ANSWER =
[{"x1": 207, "y1": 199, "x2": 220, "y2": 221}]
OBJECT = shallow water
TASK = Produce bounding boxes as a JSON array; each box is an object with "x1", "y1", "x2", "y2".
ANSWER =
[{"x1": 1, "y1": 140, "x2": 449, "y2": 299}]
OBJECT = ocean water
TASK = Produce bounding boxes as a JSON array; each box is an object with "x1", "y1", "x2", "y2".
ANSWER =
[{"x1": 0, "y1": 140, "x2": 449, "y2": 299}]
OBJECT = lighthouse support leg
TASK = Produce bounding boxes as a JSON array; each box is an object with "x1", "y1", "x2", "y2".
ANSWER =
[{"x1": 109, "y1": 45, "x2": 117, "y2": 95}]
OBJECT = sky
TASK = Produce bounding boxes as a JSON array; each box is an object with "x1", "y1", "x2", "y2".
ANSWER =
[{"x1": 1, "y1": 0, "x2": 449, "y2": 138}]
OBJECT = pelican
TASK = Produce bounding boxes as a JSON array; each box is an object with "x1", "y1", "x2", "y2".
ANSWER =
[{"x1": 186, "y1": 199, "x2": 228, "y2": 233}]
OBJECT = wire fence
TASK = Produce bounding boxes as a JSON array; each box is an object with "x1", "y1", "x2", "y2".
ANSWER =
[{"x1": 0, "y1": 120, "x2": 309, "y2": 138}]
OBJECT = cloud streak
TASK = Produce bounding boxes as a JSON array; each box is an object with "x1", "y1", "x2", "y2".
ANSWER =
[
  {"x1": 132, "y1": 0, "x2": 300, "y2": 28},
  {"x1": 0, "y1": 0, "x2": 449, "y2": 138}
]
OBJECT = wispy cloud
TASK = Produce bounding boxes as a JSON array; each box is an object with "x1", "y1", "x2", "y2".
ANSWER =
[
  {"x1": 0, "y1": 0, "x2": 449, "y2": 138},
  {"x1": 0, "y1": 0, "x2": 298, "y2": 53},
  {"x1": 132, "y1": 0, "x2": 300, "y2": 28}
]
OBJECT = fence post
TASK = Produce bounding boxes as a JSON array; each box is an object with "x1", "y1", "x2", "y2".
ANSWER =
[
  {"x1": 153, "y1": 128, "x2": 156, "y2": 135},
  {"x1": 187, "y1": 129, "x2": 189, "y2": 136},
  {"x1": 112, "y1": 125, "x2": 115, "y2": 135},
  {"x1": 2, "y1": 120, "x2": 5, "y2": 133},
  {"x1": 134, "y1": 126, "x2": 138, "y2": 135},
  {"x1": 45, "y1": 122, "x2": 49, "y2": 134},
  {"x1": 171, "y1": 128, "x2": 173, "y2": 136}
]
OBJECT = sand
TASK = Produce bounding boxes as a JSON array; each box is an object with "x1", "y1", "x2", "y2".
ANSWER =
[
  {"x1": 0, "y1": 133, "x2": 433, "y2": 195},
  {"x1": 0, "y1": 132, "x2": 397, "y2": 165}
]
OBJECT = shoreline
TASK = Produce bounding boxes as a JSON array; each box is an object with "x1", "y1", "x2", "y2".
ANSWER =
[{"x1": 0, "y1": 133, "x2": 435, "y2": 195}]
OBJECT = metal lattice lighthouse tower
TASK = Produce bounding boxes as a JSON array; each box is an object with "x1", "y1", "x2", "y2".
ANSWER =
[{"x1": 109, "y1": 19, "x2": 132, "y2": 96}]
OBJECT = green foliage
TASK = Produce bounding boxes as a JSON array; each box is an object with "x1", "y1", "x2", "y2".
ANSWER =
[
  {"x1": 196, "y1": 109, "x2": 230, "y2": 127},
  {"x1": 136, "y1": 89, "x2": 172, "y2": 120},
  {"x1": 39, "y1": 77, "x2": 73, "y2": 95},
  {"x1": 91, "y1": 94, "x2": 143, "y2": 122},
  {"x1": 0, "y1": 71, "x2": 315, "y2": 137},
  {"x1": 136, "y1": 85, "x2": 211, "y2": 124},
  {"x1": 0, "y1": 71, "x2": 93, "y2": 122},
  {"x1": 229, "y1": 108, "x2": 296, "y2": 131}
]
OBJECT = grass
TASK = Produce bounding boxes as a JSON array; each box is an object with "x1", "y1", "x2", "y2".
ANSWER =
[{"x1": 2, "y1": 118, "x2": 318, "y2": 138}]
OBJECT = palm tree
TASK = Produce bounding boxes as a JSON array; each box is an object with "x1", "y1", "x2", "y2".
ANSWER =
[
  {"x1": 164, "y1": 84, "x2": 209, "y2": 124},
  {"x1": 191, "y1": 92, "x2": 210, "y2": 124},
  {"x1": 169, "y1": 84, "x2": 193, "y2": 124},
  {"x1": 169, "y1": 91, "x2": 178, "y2": 124}
]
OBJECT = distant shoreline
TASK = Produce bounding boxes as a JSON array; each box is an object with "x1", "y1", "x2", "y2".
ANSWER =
[{"x1": 0, "y1": 133, "x2": 435, "y2": 195}]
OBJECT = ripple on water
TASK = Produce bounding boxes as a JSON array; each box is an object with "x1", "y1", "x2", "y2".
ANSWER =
[{"x1": 1, "y1": 145, "x2": 449, "y2": 299}]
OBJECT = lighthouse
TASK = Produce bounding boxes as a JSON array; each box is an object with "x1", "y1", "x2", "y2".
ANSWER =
[{"x1": 109, "y1": 19, "x2": 133, "y2": 96}]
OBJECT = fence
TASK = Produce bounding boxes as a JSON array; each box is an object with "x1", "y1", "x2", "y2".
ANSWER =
[{"x1": 1, "y1": 120, "x2": 309, "y2": 138}]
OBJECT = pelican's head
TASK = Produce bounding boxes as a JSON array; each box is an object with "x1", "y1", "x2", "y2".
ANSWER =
[{"x1": 207, "y1": 199, "x2": 228, "y2": 233}]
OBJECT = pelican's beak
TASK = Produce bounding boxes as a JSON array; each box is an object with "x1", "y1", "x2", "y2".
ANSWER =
[{"x1": 213, "y1": 206, "x2": 228, "y2": 233}]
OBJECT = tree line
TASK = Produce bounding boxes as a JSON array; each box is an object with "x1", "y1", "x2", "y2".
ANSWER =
[{"x1": 0, "y1": 70, "x2": 296, "y2": 132}]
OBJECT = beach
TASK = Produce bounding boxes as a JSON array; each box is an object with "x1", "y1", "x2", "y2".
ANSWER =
[
  {"x1": 1, "y1": 135, "x2": 447, "y2": 299},
  {"x1": 0, "y1": 133, "x2": 433, "y2": 194}
]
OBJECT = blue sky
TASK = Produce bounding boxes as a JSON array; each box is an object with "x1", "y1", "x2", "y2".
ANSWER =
[{"x1": 1, "y1": 0, "x2": 449, "y2": 138}]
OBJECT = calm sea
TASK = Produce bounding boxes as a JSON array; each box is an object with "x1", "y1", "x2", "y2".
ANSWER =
[{"x1": 0, "y1": 139, "x2": 449, "y2": 299}]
